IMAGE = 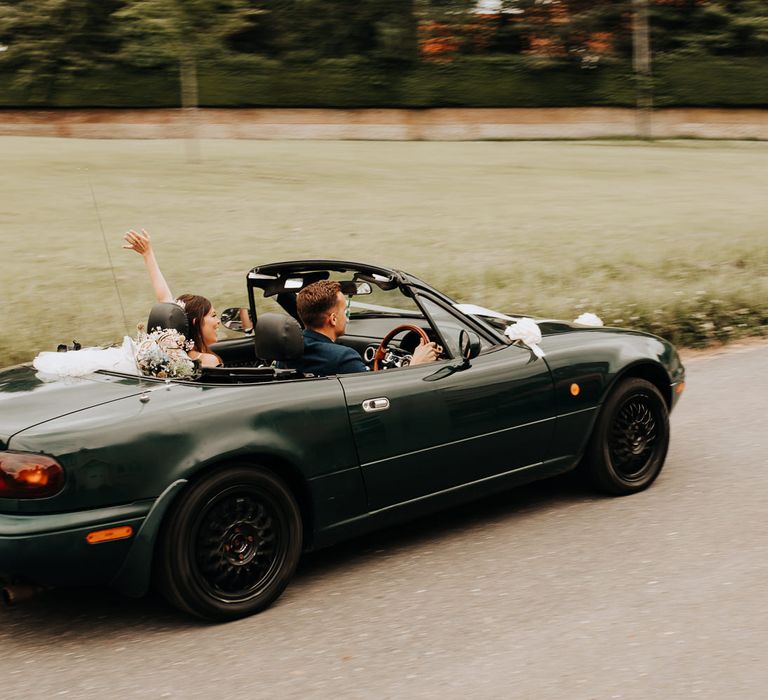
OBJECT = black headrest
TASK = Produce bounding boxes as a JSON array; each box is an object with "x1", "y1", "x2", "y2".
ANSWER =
[
  {"x1": 254, "y1": 313, "x2": 303, "y2": 362},
  {"x1": 147, "y1": 302, "x2": 189, "y2": 336}
]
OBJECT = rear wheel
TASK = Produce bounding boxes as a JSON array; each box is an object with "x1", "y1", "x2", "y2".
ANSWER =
[
  {"x1": 582, "y1": 378, "x2": 670, "y2": 495},
  {"x1": 156, "y1": 466, "x2": 302, "y2": 621}
]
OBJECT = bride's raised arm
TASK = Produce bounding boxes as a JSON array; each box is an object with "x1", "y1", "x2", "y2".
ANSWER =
[{"x1": 123, "y1": 229, "x2": 174, "y2": 304}]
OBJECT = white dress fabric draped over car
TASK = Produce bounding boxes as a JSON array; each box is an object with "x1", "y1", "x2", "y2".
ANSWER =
[{"x1": 33, "y1": 336, "x2": 139, "y2": 378}]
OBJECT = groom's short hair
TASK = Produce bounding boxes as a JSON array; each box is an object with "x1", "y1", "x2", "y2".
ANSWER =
[{"x1": 297, "y1": 280, "x2": 341, "y2": 329}]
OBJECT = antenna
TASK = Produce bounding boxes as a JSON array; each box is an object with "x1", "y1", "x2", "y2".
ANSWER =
[{"x1": 89, "y1": 181, "x2": 130, "y2": 335}]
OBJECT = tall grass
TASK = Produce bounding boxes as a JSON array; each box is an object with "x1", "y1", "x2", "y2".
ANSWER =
[{"x1": 1, "y1": 137, "x2": 766, "y2": 366}]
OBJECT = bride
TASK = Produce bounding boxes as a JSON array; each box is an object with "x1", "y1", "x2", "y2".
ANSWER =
[
  {"x1": 123, "y1": 229, "x2": 221, "y2": 368},
  {"x1": 33, "y1": 230, "x2": 222, "y2": 378}
]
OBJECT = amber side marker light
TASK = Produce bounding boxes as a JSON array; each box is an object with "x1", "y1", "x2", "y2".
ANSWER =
[
  {"x1": 675, "y1": 382, "x2": 686, "y2": 395},
  {"x1": 86, "y1": 526, "x2": 134, "y2": 545},
  {"x1": 570, "y1": 383, "x2": 581, "y2": 397}
]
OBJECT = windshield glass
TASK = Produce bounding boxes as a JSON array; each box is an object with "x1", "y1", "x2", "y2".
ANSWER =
[
  {"x1": 449, "y1": 303, "x2": 513, "y2": 341},
  {"x1": 348, "y1": 288, "x2": 421, "y2": 318}
]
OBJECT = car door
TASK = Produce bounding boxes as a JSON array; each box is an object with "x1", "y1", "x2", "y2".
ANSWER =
[{"x1": 338, "y1": 306, "x2": 556, "y2": 511}]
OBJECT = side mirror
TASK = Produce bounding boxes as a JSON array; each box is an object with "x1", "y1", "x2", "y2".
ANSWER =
[
  {"x1": 423, "y1": 332, "x2": 481, "y2": 381},
  {"x1": 221, "y1": 307, "x2": 254, "y2": 334},
  {"x1": 458, "y1": 330, "x2": 481, "y2": 362}
]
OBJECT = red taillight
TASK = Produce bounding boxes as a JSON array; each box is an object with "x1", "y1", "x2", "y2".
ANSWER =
[{"x1": 0, "y1": 452, "x2": 65, "y2": 499}]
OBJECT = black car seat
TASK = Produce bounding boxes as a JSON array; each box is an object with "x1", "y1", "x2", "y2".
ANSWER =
[
  {"x1": 198, "y1": 313, "x2": 306, "y2": 383},
  {"x1": 147, "y1": 302, "x2": 190, "y2": 337},
  {"x1": 254, "y1": 313, "x2": 304, "y2": 364}
]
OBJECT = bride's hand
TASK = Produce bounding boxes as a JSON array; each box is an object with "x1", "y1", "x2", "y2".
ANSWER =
[
  {"x1": 123, "y1": 229, "x2": 153, "y2": 257},
  {"x1": 123, "y1": 228, "x2": 173, "y2": 303}
]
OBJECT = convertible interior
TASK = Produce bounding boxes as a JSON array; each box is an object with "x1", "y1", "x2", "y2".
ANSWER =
[
  {"x1": 115, "y1": 261, "x2": 494, "y2": 387},
  {"x1": 192, "y1": 261, "x2": 482, "y2": 385}
]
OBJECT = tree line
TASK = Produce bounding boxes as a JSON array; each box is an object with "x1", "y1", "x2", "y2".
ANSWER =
[{"x1": 0, "y1": 0, "x2": 766, "y2": 107}]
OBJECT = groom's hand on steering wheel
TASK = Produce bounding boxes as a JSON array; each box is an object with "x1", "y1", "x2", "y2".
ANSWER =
[{"x1": 410, "y1": 340, "x2": 441, "y2": 366}]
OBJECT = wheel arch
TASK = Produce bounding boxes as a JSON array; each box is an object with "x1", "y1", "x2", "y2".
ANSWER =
[
  {"x1": 609, "y1": 361, "x2": 672, "y2": 409},
  {"x1": 111, "y1": 451, "x2": 315, "y2": 600},
  {"x1": 566, "y1": 360, "x2": 672, "y2": 473},
  {"x1": 581, "y1": 371, "x2": 671, "y2": 495}
]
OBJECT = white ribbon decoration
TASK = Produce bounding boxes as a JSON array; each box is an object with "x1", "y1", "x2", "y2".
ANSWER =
[
  {"x1": 573, "y1": 312, "x2": 604, "y2": 327},
  {"x1": 504, "y1": 317, "x2": 545, "y2": 358}
]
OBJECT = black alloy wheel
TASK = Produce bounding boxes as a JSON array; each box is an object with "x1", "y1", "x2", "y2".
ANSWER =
[
  {"x1": 582, "y1": 378, "x2": 670, "y2": 495},
  {"x1": 156, "y1": 467, "x2": 302, "y2": 621}
]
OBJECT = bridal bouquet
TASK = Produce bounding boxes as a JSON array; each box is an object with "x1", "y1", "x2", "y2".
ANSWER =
[{"x1": 135, "y1": 327, "x2": 198, "y2": 379}]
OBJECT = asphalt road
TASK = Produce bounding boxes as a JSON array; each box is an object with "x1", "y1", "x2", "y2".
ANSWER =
[{"x1": 2, "y1": 341, "x2": 766, "y2": 700}]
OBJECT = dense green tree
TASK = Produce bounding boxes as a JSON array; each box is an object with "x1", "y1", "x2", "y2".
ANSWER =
[
  {"x1": 228, "y1": 1, "x2": 417, "y2": 63},
  {"x1": 114, "y1": 0, "x2": 258, "y2": 109},
  {"x1": 0, "y1": 0, "x2": 123, "y2": 102},
  {"x1": 2, "y1": 0, "x2": 767, "y2": 109},
  {"x1": 651, "y1": 0, "x2": 768, "y2": 56}
]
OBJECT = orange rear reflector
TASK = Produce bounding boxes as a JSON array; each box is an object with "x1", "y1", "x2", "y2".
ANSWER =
[
  {"x1": 86, "y1": 526, "x2": 134, "y2": 544},
  {"x1": 570, "y1": 383, "x2": 580, "y2": 397}
]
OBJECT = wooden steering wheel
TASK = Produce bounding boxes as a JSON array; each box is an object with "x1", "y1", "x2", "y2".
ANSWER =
[{"x1": 373, "y1": 324, "x2": 431, "y2": 371}]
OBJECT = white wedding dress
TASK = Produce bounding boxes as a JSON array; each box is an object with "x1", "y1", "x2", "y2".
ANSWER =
[{"x1": 33, "y1": 336, "x2": 139, "y2": 378}]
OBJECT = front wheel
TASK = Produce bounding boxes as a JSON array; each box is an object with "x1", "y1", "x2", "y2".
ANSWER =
[
  {"x1": 582, "y1": 378, "x2": 670, "y2": 496},
  {"x1": 156, "y1": 467, "x2": 302, "y2": 621}
]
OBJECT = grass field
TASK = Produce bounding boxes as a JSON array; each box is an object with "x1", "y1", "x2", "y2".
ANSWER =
[{"x1": 1, "y1": 137, "x2": 766, "y2": 366}]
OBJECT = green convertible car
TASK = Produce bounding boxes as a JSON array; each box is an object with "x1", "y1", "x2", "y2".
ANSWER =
[{"x1": 0, "y1": 260, "x2": 685, "y2": 621}]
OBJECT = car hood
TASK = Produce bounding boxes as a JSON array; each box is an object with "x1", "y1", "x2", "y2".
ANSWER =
[
  {"x1": 455, "y1": 303, "x2": 651, "y2": 338},
  {"x1": 0, "y1": 364, "x2": 147, "y2": 448}
]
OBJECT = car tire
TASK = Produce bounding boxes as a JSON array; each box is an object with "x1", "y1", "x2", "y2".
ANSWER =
[
  {"x1": 581, "y1": 378, "x2": 670, "y2": 496},
  {"x1": 155, "y1": 466, "x2": 302, "y2": 621}
]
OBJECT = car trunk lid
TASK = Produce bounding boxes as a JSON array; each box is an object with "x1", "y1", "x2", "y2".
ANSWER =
[{"x1": 0, "y1": 364, "x2": 147, "y2": 448}]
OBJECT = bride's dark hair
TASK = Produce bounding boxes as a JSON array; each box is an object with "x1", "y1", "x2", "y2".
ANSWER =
[{"x1": 176, "y1": 294, "x2": 212, "y2": 353}]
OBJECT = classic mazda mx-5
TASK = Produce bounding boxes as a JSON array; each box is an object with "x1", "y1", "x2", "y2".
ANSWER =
[{"x1": 0, "y1": 260, "x2": 685, "y2": 620}]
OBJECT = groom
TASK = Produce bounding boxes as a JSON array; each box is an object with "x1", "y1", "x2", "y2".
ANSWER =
[{"x1": 294, "y1": 280, "x2": 439, "y2": 376}]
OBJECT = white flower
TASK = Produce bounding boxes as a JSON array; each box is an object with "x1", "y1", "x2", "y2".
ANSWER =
[
  {"x1": 135, "y1": 327, "x2": 197, "y2": 379},
  {"x1": 504, "y1": 317, "x2": 545, "y2": 358},
  {"x1": 174, "y1": 298, "x2": 186, "y2": 311},
  {"x1": 573, "y1": 312, "x2": 604, "y2": 327}
]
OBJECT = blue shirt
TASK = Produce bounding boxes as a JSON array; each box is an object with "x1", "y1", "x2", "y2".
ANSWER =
[{"x1": 294, "y1": 329, "x2": 368, "y2": 377}]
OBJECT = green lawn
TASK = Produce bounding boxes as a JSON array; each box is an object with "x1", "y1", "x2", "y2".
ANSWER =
[{"x1": 2, "y1": 137, "x2": 766, "y2": 366}]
